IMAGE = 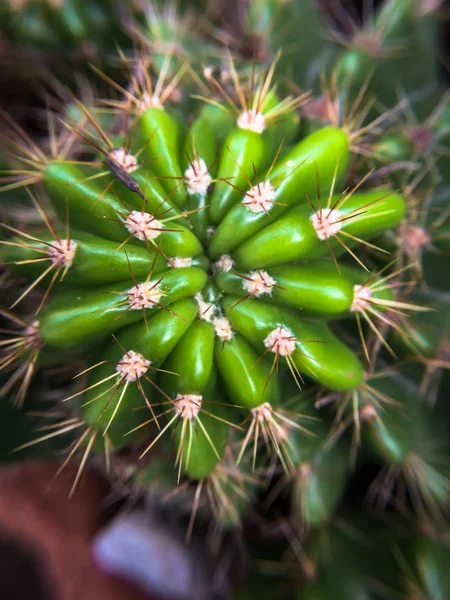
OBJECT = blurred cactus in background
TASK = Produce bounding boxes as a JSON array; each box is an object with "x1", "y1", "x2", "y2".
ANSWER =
[{"x1": 0, "y1": 1, "x2": 449, "y2": 598}]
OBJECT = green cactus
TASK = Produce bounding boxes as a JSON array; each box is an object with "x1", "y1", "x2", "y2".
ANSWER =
[
  {"x1": 0, "y1": 0, "x2": 127, "y2": 54},
  {"x1": 0, "y1": 1, "x2": 449, "y2": 598}
]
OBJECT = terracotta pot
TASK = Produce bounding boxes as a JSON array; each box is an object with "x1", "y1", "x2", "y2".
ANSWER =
[{"x1": 0, "y1": 460, "x2": 153, "y2": 600}]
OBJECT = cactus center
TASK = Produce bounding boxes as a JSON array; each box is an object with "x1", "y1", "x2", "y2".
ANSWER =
[
  {"x1": 311, "y1": 208, "x2": 343, "y2": 240},
  {"x1": 174, "y1": 394, "x2": 203, "y2": 420},
  {"x1": 214, "y1": 255, "x2": 234, "y2": 273},
  {"x1": 125, "y1": 210, "x2": 162, "y2": 241},
  {"x1": 47, "y1": 239, "x2": 77, "y2": 267},
  {"x1": 195, "y1": 293, "x2": 215, "y2": 321},
  {"x1": 116, "y1": 350, "x2": 151, "y2": 382},
  {"x1": 127, "y1": 281, "x2": 165, "y2": 310},
  {"x1": 184, "y1": 159, "x2": 211, "y2": 196},
  {"x1": 244, "y1": 180, "x2": 276, "y2": 213},
  {"x1": 213, "y1": 317, "x2": 233, "y2": 341}
]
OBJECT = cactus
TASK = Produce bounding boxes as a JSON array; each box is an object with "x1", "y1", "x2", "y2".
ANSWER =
[
  {"x1": 0, "y1": 0, "x2": 449, "y2": 598},
  {"x1": 0, "y1": 0, "x2": 129, "y2": 73}
]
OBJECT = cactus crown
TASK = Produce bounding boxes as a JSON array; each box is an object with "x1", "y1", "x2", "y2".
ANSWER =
[{"x1": 0, "y1": 0, "x2": 449, "y2": 597}]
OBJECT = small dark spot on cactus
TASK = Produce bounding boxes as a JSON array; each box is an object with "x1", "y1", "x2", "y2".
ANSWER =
[{"x1": 105, "y1": 155, "x2": 145, "y2": 201}]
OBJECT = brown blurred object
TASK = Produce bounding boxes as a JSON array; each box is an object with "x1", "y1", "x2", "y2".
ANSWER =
[{"x1": 0, "y1": 460, "x2": 153, "y2": 600}]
